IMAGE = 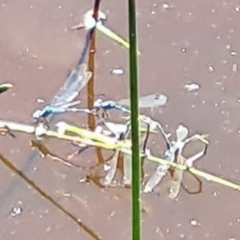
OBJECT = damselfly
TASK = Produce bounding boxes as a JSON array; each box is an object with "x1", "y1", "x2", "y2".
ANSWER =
[
  {"x1": 117, "y1": 94, "x2": 168, "y2": 109},
  {"x1": 92, "y1": 93, "x2": 168, "y2": 118},
  {"x1": 32, "y1": 64, "x2": 92, "y2": 120}
]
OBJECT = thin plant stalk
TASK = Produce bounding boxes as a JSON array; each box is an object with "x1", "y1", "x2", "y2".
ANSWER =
[
  {"x1": 128, "y1": 0, "x2": 141, "y2": 240},
  {"x1": 1, "y1": 119, "x2": 240, "y2": 192},
  {"x1": 87, "y1": 0, "x2": 105, "y2": 164},
  {"x1": 87, "y1": 0, "x2": 101, "y2": 130}
]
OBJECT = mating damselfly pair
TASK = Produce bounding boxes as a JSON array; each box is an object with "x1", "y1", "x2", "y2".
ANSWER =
[{"x1": 32, "y1": 63, "x2": 168, "y2": 121}]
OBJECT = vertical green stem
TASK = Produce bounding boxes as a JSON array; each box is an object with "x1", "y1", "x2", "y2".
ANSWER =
[{"x1": 128, "y1": 1, "x2": 141, "y2": 240}]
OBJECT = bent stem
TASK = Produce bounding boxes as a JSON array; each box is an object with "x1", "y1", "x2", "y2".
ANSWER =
[{"x1": 0, "y1": 119, "x2": 240, "y2": 192}]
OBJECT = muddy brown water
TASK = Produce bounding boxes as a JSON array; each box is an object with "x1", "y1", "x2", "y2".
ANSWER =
[{"x1": 1, "y1": 0, "x2": 240, "y2": 239}]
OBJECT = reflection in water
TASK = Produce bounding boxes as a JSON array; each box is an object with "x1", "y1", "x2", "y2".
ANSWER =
[
  {"x1": 31, "y1": 139, "x2": 82, "y2": 168},
  {"x1": 0, "y1": 152, "x2": 101, "y2": 240}
]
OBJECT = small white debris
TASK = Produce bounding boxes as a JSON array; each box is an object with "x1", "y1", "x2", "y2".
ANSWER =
[
  {"x1": 110, "y1": 68, "x2": 124, "y2": 76},
  {"x1": 212, "y1": 191, "x2": 218, "y2": 197},
  {"x1": 10, "y1": 206, "x2": 23, "y2": 217},
  {"x1": 190, "y1": 219, "x2": 200, "y2": 226},
  {"x1": 230, "y1": 50, "x2": 237, "y2": 56},
  {"x1": 79, "y1": 178, "x2": 87, "y2": 183},
  {"x1": 109, "y1": 211, "x2": 116, "y2": 217},
  {"x1": 162, "y1": 3, "x2": 171, "y2": 9},
  {"x1": 37, "y1": 98, "x2": 45, "y2": 103},
  {"x1": 226, "y1": 44, "x2": 231, "y2": 49},
  {"x1": 179, "y1": 233, "x2": 185, "y2": 238},
  {"x1": 232, "y1": 63, "x2": 238, "y2": 72},
  {"x1": 208, "y1": 65, "x2": 214, "y2": 72},
  {"x1": 184, "y1": 83, "x2": 200, "y2": 92},
  {"x1": 62, "y1": 192, "x2": 71, "y2": 198},
  {"x1": 38, "y1": 66, "x2": 44, "y2": 70},
  {"x1": 235, "y1": 6, "x2": 240, "y2": 12},
  {"x1": 180, "y1": 47, "x2": 187, "y2": 53}
]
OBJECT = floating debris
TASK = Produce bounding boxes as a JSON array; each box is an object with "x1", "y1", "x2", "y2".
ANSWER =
[
  {"x1": 162, "y1": 2, "x2": 171, "y2": 9},
  {"x1": 184, "y1": 83, "x2": 200, "y2": 92},
  {"x1": 232, "y1": 63, "x2": 238, "y2": 72},
  {"x1": 38, "y1": 66, "x2": 44, "y2": 70},
  {"x1": 208, "y1": 65, "x2": 214, "y2": 72},
  {"x1": 37, "y1": 98, "x2": 45, "y2": 103},
  {"x1": 10, "y1": 206, "x2": 23, "y2": 217},
  {"x1": 230, "y1": 50, "x2": 237, "y2": 56},
  {"x1": 190, "y1": 219, "x2": 200, "y2": 226},
  {"x1": 180, "y1": 47, "x2": 187, "y2": 53},
  {"x1": 110, "y1": 68, "x2": 124, "y2": 76},
  {"x1": 235, "y1": 6, "x2": 240, "y2": 12}
]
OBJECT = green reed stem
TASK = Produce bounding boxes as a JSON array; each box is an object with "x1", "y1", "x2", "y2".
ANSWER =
[{"x1": 128, "y1": 1, "x2": 141, "y2": 240}]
